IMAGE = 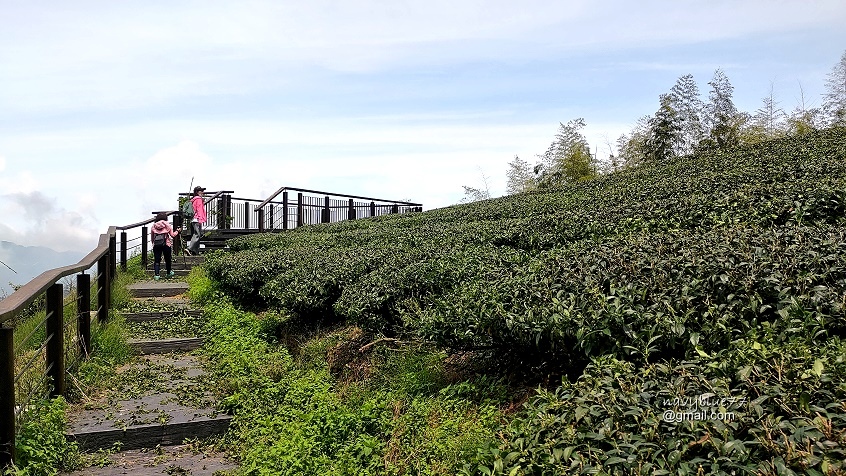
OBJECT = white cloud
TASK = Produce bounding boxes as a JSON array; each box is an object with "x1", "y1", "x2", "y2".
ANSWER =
[
  {"x1": 134, "y1": 140, "x2": 215, "y2": 214},
  {"x1": 0, "y1": 169, "x2": 38, "y2": 195},
  {"x1": 0, "y1": 191, "x2": 99, "y2": 252},
  {"x1": 2, "y1": 1, "x2": 843, "y2": 113},
  {"x1": 0, "y1": 156, "x2": 5, "y2": 173}
]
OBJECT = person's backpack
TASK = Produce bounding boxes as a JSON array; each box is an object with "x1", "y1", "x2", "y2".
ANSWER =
[
  {"x1": 153, "y1": 229, "x2": 168, "y2": 246},
  {"x1": 181, "y1": 198, "x2": 195, "y2": 219}
]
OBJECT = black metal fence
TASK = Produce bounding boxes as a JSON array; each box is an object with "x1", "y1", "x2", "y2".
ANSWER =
[{"x1": 235, "y1": 187, "x2": 423, "y2": 232}]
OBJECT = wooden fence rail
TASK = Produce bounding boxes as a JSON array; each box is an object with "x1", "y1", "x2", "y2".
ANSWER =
[{"x1": 0, "y1": 226, "x2": 118, "y2": 467}]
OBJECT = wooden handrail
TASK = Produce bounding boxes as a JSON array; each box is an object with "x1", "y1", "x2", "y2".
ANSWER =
[
  {"x1": 118, "y1": 211, "x2": 179, "y2": 230},
  {"x1": 0, "y1": 226, "x2": 116, "y2": 324},
  {"x1": 177, "y1": 191, "x2": 233, "y2": 204}
]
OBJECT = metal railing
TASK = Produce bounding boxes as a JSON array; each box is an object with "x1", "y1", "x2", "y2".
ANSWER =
[{"x1": 251, "y1": 187, "x2": 423, "y2": 232}]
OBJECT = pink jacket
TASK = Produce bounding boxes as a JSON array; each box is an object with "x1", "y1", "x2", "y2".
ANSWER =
[
  {"x1": 151, "y1": 220, "x2": 179, "y2": 247},
  {"x1": 192, "y1": 196, "x2": 207, "y2": 224}
]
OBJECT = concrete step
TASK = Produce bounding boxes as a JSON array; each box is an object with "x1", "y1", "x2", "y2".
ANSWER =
[
  {"x1": 145, "y1": 269, "x2": 191, "y2": 277},
  {"x1": 123, "y1": 309, "x2": 203, "y2": 322},
  {"x1": 126, "y1": 282, "x2": 190, "y2": 298},
  {"x1": 61, "y1": 442, "x2": 237, "y2": 475},
  {"x1": 65, "y1": 354, "x2": 231, "y2": 452},
  {"x1": 129, "y1": 337, "x2": 205, "y2": 354},
  {"x1": 66, "y1": 416, "x2": 232, "y2": 453}
]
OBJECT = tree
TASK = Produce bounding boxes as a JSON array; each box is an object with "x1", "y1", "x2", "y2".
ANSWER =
[
  {"x1": 668, "y1": 74, "x2": 705, "y2": 155},
  {"x1": 600, "y1": 135, "x2": 623, "y2": 174},
  {"x1": 459, "y1": 168, "x2": 492, "y2": 203},
  {"x1": 505, "y1": 155, "x2": 537, "y2": 194},
  {"x1": 741, "y1": 82, "x2": 786, "y2": 144},
  {"x1": 646, "y1": 94, "x2": 682, "y2": 161},
  {"x1": 534, "y1": 119, "x2": 596, "y2": 187},
  {"x1": 616, "y1": 116, "x2": 651, "y2": 167},
  {"x1": 787, "y1": 81, "x2": 822, "y2": 135},
  {"x1": 703, "y1": 69, "x2": 741, "y2": 151},
  {"x1": 823, "y1": 49, "x2": 846, "y2": 127}
]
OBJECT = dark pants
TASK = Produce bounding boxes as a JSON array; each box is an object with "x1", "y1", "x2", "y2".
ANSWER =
[
  {"x1": 153, "y1": 244, "x2": 172, "y2": 275},
  {"x1": 188, "y1": 222, "x2": 203, "y2": 253}
]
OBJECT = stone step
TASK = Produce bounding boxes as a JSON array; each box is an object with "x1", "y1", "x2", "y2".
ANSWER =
[
  {"x1": 145, "y1": 255, "x2": 205, "y2": 267},
  {"x1": 129, "y1": 337, "x2": 204, "y2": 354},
  {"x1": 127, "y1": 282, "x2": 189, "y2": 298}
]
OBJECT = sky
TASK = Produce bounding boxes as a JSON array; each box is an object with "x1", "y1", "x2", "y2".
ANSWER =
[{"x1": 1, "y1": 0, "x2": 845, "y2": 255}]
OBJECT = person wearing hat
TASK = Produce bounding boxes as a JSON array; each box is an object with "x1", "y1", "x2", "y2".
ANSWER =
[
  {"x1": 187, "y1": 186, "x2": 207, "y2": 254},
  {"x1": 150, "y1": 212, "x2": 181, "y2": 279}
]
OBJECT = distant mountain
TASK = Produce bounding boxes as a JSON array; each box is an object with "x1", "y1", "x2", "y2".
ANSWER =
[{"x1": 0, "y1": 241, "x2": 85, "y2": 298}]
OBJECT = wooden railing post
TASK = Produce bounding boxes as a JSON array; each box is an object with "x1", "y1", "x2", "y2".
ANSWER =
[
  {"x1": 77, "y1": 273, "x2": 91, "y2": 358},
  {"x1": 141, "y1": 226, "x2": 148, "y2": 270},
  {"x1": 322, "y1": 196, "x2": 330, "y2": 223},
  {"x1": 370, "y1": 201, "x2": 376, "y2": 217},
  {"x1": 120, "y1": 231, "x2": 127, "y2": 271},
  {"x1": 257, "y1": 207, "x2": 265, "y2": 232},
  {"x1": 391, "y1": 204, "x2": 399, "y2": 214},
  {"x1": 220, "y1": 194, "x2": 231, "y2": 230},
  {"x1": 348, "y1": 199, "x2": 356, "y2": 220},
  {"x1": 227, "y1": 195, "x2": 233, "y2": 229},
  {"x1": 46, "y1": 283, "x2": 65, "y2": 398},
  {"x1": 244, "y1": 202, "x2": 250, "y2": 230},
  {"x1": 297, "y1": 193, "x2": 303, "y2": 227},
  {"x1": 109, "y1": 234, "x2": 116, "y2": 283},
  {"x1": 282, "y1": 192, "x2": 289, "y2": 230},
  {"x1": 97, "y1": 255, "x2": 109, "y2": 323},
  {"x1": 0, "y1": 327, "x2": 14, "y2": 468},
  {"x1": 268, "y1": 205, "x2": 275, "y2": 230}
]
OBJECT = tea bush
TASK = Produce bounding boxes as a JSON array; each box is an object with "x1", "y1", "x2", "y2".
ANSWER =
[
  {"x1": 466, "y1": 336, "x2": 846, "y2": 475},
  {"x1": 205, "y1": 127, "x2": 846, "y2": 359},
  {"x1": 190, "y1": 271, "x2": 505, "y2": 475},
  {"x1": 200, "y1": 128, "x2": 846, "y2": 473}
]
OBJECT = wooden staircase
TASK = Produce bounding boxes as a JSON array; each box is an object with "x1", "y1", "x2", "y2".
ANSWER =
[{"x1": 63, "y1": 256, "x2": 238, "y2": 474}]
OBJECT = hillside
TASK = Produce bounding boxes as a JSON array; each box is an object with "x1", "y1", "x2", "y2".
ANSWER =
[
  {"x1": 202, "y1": 127, "x2": 846, "y2": 474},
  {"x1": 0, "y1": 241, "x2": 84, "y2": 297}
]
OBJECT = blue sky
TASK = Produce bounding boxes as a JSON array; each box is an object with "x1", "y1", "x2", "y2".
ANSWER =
[{"x1": 1, "y1": 0, "x2": 845, "y2": 253}]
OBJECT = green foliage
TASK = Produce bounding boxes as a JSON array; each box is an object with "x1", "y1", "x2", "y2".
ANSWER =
[
  {"x1": 199, "y1": 127, "x2": 846, "y2": 473},
  {"x1": 205, "y1": 127, "x2": 846, "y2": 354},
  {"x1": 467, "y1": 337, "x2": 846, "y2": 475},
  {"x1": 646, "y1": 94, "x2": 682, "y2": 162},
  {"x1": 199, "y1": 296, "x2": 505, "y2": 475},
  {"x1": 7, "y1": 398, "x2": 80, "y2": 476}
]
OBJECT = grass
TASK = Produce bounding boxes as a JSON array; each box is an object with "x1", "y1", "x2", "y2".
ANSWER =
[{"x1": 187, "y1": 267, "x2": 508, "y2": 475}]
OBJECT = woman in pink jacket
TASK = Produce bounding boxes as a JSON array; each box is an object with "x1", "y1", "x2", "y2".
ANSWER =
[
  {"x1": 187, "y1": 186, "x2": 207, "y2": 255},
  {"x1": 150, "y1": 212, "x2": 180, "y2": 280}
]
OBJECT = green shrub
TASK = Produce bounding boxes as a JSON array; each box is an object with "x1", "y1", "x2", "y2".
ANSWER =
[
  {"x1": 8, "y1": 398, "x2": 80, "y2": 476},
  {"x1": 466, "y1": 336, "x2": 846, "y2": 475},
  {"x1": 200, "y1": 297, "x2": 505, "y2": 475},
  {"x1": 206, "y1": 128, "x2": 846, "y2": 358}
]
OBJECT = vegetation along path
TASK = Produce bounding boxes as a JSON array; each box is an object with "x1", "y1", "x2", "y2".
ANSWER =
[{"x1": 62, "y1": 255, "x2": 238, "y2": 475}]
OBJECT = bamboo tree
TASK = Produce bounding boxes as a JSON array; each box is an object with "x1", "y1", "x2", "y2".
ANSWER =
[{"x1": 823, "y1": 50, "x2": 846, "y2": 127}]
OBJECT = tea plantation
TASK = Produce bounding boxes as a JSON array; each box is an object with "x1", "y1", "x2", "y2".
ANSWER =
[{"x1": 204, "y1": 127, "x2": 846, "y2": 475}]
